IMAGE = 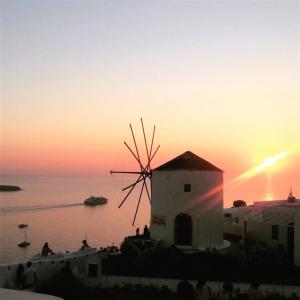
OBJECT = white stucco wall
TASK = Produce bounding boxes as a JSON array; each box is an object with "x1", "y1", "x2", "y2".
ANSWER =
[
  {"x1": 295, "y1": 212, "x2": 300, "y2": 267},
  {"x1": 0, "y1": 249, "x2": 103, "y2": 289},
  {"x1": 150, "y1": 170, "x2": 223, "y2": 248},
  {"x1": 246, "y1": 222, "x2": 288, "y2": 247},
  {"x1": 0, "y1": 288, "x2": 63, "y2": 300}
]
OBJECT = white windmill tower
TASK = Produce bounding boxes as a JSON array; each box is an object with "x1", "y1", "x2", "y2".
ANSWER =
[
  {"x1": 112, "y1": 121, "x2": 225, "y2": 250},
  {"x1": 151, "y1": 151, "x2": 225, "y2": 250}
]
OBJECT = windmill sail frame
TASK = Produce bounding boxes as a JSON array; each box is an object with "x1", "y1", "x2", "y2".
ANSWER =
[{"x1": 110, "y1": 118, "x2": 159, "y2": 225}]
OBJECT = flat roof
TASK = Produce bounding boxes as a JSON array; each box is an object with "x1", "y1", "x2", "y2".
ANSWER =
[{"x1": 0, "y1": 289, "x2": 63, "y2": 300}]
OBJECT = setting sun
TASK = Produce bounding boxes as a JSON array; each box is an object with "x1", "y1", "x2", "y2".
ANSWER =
[
  {"x1": 237, "y1": 151, "x2": 289, "y2": 181},
  {"x1": 255, "y1": 151, "x2": 289, "y2": 172}
]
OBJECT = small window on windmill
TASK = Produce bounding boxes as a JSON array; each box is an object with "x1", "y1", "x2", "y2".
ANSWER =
[
  {"x1": 184, "y1": 184, "x2": 191, "y2": 192},
  {"x1": 88, "y1": 264, "x2": 98, "y2": 277}
]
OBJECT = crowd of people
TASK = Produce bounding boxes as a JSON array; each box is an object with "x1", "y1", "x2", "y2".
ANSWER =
[
  {"x1": 39, "y1": 240, "x2": 119, "y2": 256},
  {"x1": 99, "y1": 244, "x2": 120, "y2": 255},
  {"x1": 7, "y1": 236, "x2": 298, "y2": 299},
  {"x1": 136, "y1": 225, "x2": 150, "y2": 238},
  {"x1": 7, "y1": 260, "x2": 300, "y2": 300},
  {"x1": 9, "y1": 239, "x2": 120, "y2": 290},
  {"x1": 41, "y1": 240, "x2": 92, "y2": 256},
  {"x1": 36, "y1": 279, "x2": 300, "y2": 300},
  {"x1": 176, "y1": 279, "x2": 265, "y2": 300},
  {"x1": 16, "y1": 261, "x2": 37, "y2": 290}
]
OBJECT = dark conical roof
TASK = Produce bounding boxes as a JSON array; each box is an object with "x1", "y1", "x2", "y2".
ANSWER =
[{"x1": 154, "y1": 151, "x2": 223, "y2": 172}]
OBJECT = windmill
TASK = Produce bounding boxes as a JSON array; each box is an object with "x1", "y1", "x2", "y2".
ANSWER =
[{"x1": 110, "y1": 119, "x2": 160, "y2": 226}]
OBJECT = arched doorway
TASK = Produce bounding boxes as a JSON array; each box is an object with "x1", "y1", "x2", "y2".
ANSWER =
[{"x1": 174, "y1": 213, "x2": 192, "y2": 245}]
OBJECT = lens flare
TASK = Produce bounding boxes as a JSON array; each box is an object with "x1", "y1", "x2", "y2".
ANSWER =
[
  {"x1": 186, "y1": 150, "x2": 291, "y2": 211},
  {"x1": 238, "y1": 151, "x2": 289, "y2": 180},
  {"x1": 255, "y1": 151, "x2": 288, "y2": 172}
]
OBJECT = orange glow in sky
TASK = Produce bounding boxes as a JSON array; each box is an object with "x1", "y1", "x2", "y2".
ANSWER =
[{"x1": 1, "y1": 1, "x2": 299, "y2": 206}]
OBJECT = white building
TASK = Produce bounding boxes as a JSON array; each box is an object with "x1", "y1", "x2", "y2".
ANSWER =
[
  {"x1": 224, "y1": 190, "x2": 300, "y2": 266},
  {"x1": 150, "y1": 151, "x2": 224, "y2": 250}
]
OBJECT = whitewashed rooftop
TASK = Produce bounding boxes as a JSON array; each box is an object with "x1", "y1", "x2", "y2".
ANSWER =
[{"x1": 0, "y1": 288, "x2": 63, "y2": 300}]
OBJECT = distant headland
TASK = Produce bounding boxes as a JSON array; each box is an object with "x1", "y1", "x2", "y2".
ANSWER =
[{"x1": 0, "y1": 185, "x2": 22, "y2": 191}]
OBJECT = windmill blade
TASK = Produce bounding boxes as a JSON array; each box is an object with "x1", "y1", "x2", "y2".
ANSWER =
[
  {"x1": 144, "y1": 178, "x2": 151, "y2": 204},
  {"x1": 150, "y1": 144, "x2": 160, "y2": 161},
  {"x1": 130, "y1": 124, "x2": 143, "y2": 171},
  {"x1": 148, "y1": 125, "x2": 156, "y2": 171},
  {"x1": 124, "y1": 141, "x2": 145, "y2": 172},
  {"x1": 123, "y1": 129, "x2": 159, "y2": 176},
  {"x1": 141, "y1": 118, "x2": 150, "y2": 167},
  {"x1": 132, "y1": 180, "x2": 145, "y2": 226},
  {"x1": 113, "y1": 120, "x2": 158, "y2": 225},
  {"x1": 143, "y1": 144, "x2": 160, "y2": 176},
  {"x1": 118, "y1": 174, "x2": 143, "y2": 208},
  {"x1": 122, "y1": 176, "x2": 145, "y2": 191},
  {"x1": 118, "y1": 144, "x2": 159, "y2": 192},
  {"x1": 110, "y1": 171, "x2": 143, "y2": 175}
]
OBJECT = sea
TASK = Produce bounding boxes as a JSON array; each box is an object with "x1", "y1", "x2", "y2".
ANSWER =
[{"x1": 0, "y1": 175, "x2": 150, "y2": 263}]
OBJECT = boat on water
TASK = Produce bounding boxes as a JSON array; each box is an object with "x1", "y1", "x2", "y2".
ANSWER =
[
  {"x1": 84, "y1": 196, "x2": 108, "y2": 206},
  {"x1": 0, "y1": 184, "x2": 21, "y2": 191},
  {"x1": 17, "y1": 226, "x2": 30, "y2": 248},
  {"x1": 17, "y1": 241, "x2": 30, "y2": 248},
  {"x1": 18, "y1": 223, "x2": 28, "y2": 228}
]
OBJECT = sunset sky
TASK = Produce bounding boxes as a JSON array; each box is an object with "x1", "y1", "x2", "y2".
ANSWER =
[{"x1": 1, "y1": 0, "x2": 299, "y2": 204}]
